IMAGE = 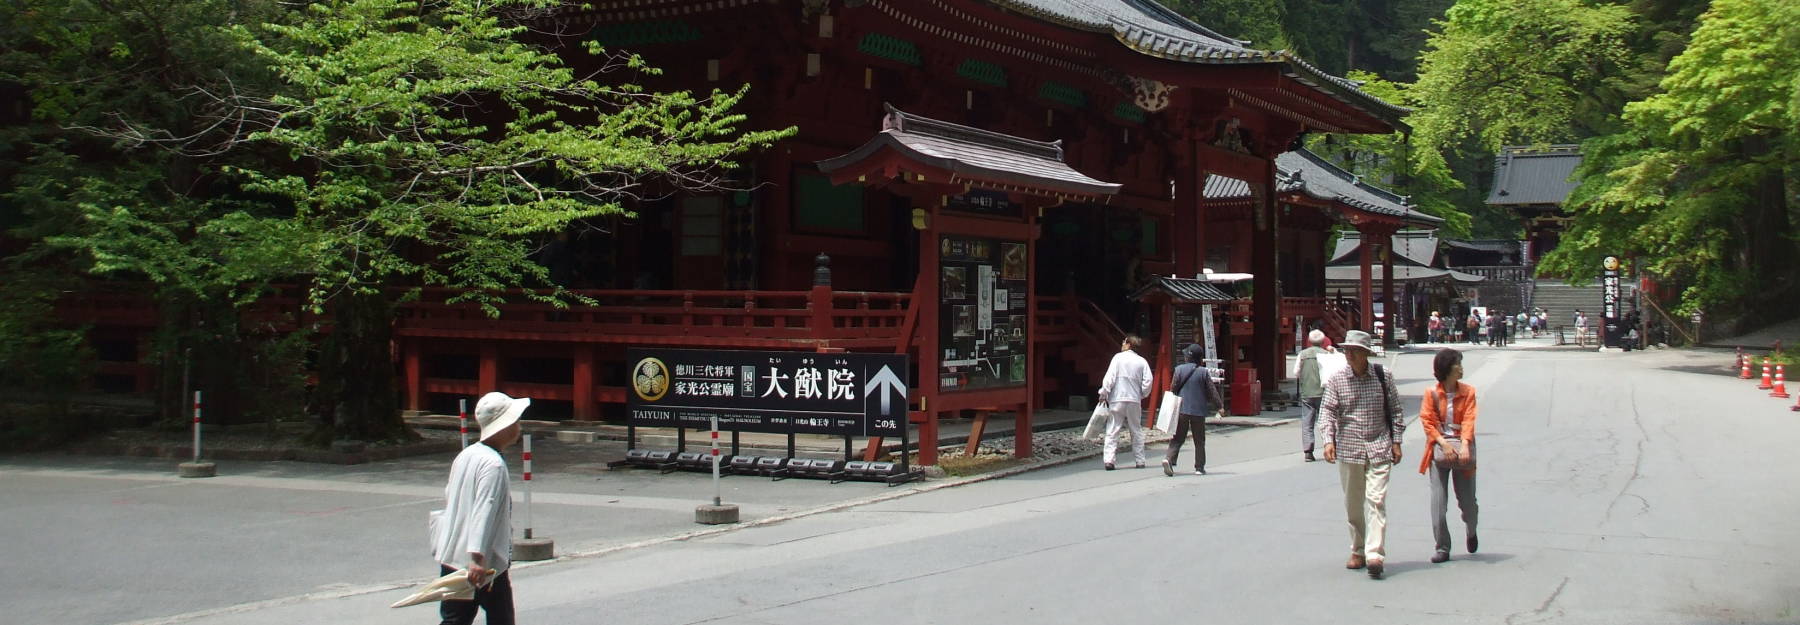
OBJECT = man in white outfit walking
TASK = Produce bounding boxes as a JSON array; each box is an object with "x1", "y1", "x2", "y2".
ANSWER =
[{"x1": 1098, "y1": 334, "x2": 1153, "y2": 470}]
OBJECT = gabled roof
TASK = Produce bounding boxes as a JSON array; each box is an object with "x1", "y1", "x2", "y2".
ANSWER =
[
  {"x1": 1487, "y1": 145, "x2": 1582, "y2": 206},
  {"x1": 992, "y1": 0, "x2": 1408, "y2": 126},
  {"x1": 1277, "y1": 150, "x2": 1439, "y2": 224},
  {"x1": 1324, "y1": 264, "x2": 1486, "y2": 285},
  {"x1": 1129, "y1": 276, "x2": 1238, "y2": 303},
  {"x1": 816, "y1": 104, "x2": 1121, "y2": 198},
  {"x1": 1203, "y1": 149, "x2": 1442, "y2": 228},
  {"x1": 1330, "y1": 230, "x2": 1439, "y2": 267}
]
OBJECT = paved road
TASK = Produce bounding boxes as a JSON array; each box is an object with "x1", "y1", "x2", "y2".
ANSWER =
[{"x1": 7, "y1": 342, "x2": 1799, "y2": 624}]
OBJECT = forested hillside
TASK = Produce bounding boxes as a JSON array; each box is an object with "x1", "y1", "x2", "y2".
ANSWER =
[{"x1": 1169, "y1": 0, "x2": 1797, "y2": 330}]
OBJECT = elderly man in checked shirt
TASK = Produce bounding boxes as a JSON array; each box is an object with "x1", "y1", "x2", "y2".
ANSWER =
[{"x1": 1320, "y1": 330, "x2": 1406, "y2": 580}]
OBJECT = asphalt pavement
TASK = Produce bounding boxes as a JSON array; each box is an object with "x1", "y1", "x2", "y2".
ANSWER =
[{"x1": 6, "y1": 337, "x2": 1798, "y2": 624}]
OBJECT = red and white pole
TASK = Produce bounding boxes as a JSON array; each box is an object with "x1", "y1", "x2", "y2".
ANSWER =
[
  {"x1": 192, "y1": 390, "x2": 202, "y2": 464},
  {"x1": 522, "y1": 434, "x2": 534, "y2": 540},
  {"x1": 458, "y1": 398, "x2": 470, "y2": 449},
  {"x1": 710, "y1": 413, "x2": 722, "y2": 507}
]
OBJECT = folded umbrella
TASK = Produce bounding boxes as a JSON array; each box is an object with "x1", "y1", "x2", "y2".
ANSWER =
[{"x1": 389, "y1": 570, "x2": 475, "y2": 608}]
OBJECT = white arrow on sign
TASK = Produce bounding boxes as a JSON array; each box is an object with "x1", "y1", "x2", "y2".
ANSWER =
[{"x1": 864, "y1": 365, "x2": 907, "y2": 416}]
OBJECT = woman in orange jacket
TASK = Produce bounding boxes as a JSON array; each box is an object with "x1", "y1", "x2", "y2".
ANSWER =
[{"x1": 1418, "y1": 348, "x2": 1478, "y2": 563}]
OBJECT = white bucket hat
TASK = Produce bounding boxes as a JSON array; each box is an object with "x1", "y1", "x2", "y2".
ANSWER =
[
  {"x1": 473, "y1": 392, "x2": 529, "y2": 442},
  {"x1": 1340, "y1": 330, "x2": 1377, "y2": 353}
]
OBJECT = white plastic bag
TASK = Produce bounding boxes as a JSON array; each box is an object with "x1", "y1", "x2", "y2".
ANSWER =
[
  {"x1": 1154, "y1": 392, "x2": 1181, "y2": 434},
  {"x1": 1081, "y1": 402, "x2": 1109, "y2": 440}
]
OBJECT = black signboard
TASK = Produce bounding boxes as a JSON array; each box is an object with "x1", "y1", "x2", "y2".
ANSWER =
[
  {"x1": 626, "y1": 348, "x2": 909, "y2": 437},
  {"x1": 1171, "y1": 307, "x2": 1199, "y2": 368},
  {"x1": 944, "y1": 190, "x2": 1024, "y2": 219},
  {"x1": 938, "y1": 235, "x2": 1029, "y2": 391}
]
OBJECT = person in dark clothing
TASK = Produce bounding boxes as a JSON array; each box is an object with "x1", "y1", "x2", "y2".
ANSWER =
[
  {"x1": 1487, "y1": 312, "x2": 1504, "y2": 347},
  {"x1": 1163, "y1": 344, "x2": 1224, "y2": 476}
]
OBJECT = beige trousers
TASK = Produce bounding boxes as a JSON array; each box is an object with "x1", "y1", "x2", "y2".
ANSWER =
[{"x1": 1339, "y1": 459, "x2": 1392, "y2": 561}]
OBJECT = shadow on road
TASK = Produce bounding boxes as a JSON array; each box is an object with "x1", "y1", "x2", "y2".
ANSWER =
[{"x1": 1658, "y1": 364, "x2": 1737, "y2": 378}]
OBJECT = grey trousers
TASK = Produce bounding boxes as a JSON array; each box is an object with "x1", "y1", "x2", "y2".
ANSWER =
[
  {"x1": 1300, "y1": 397, "x2": 1321, "y2": 452},
  {"x1": 1428, "y1": 463, "x2": 1478, "y2": 554}
]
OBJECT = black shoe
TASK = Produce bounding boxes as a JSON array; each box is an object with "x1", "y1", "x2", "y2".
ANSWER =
[
  {"x1": 1367, "y1": 559, "x2": 1384, "y2": 579},
  {"x1": 1104, "y1": 462, "x2": 1115, "y2": 471},
  {"x1": 1467, "y1": 534, "x2": 1479, "y2": 554},
  {"x1": 1431, "y1": 551, "x2": 1450, "y2": 564},
  {"x1": 1304, "y1": 451, "x2": 1316, "y2": 462},
  {"x1": 1135, "y1": 461, "x2": 1145, "y2": 469},
  {"x1": 1162, "y1": 460, "x2": 1173, "y2": 477}
]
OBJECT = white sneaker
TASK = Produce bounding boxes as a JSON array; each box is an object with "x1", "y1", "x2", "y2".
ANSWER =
[{"x1": 1193, "y1": 469, "x2": 1206, "y2": 475}]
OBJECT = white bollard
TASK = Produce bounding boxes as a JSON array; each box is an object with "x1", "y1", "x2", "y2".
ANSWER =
[
  {"x1": 696, "y1": 413, "x2": 738, "y2": 524},
  {"x1": 458, "y1": 398, "x2": 469, "y2": 449},
  {"x1": 512, "y1": 433, "x2": 554, "y2": 561},
  {"x1": 193, "y1": 390, "x2": 202, "y2": 463},
  {"x1": 710, "y1": 414, "x2": 722, "y2": 506},
  {"x1": 179, "y1": 390, "x2": 215, "y2": 478}
]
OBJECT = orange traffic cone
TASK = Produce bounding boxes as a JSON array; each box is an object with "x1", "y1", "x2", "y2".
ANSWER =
[
  {"x1": 1759, "y1": 357, "x2": 1774, "y2": 389},
  {"x1": 1791, "y1": 388, "x2": 1800, "y2": 411},
  {"x1": 1771, "y1": 365, "x2": 1790, "y2": 399},
  {"x1": 1740, "y1": 349, "x2": 1753, "y2": 379}
]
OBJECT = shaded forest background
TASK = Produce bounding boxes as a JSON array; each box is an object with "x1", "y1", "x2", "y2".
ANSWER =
[{"x1": 1168, "y1": 0, "x2": 1797, "y2": 333}]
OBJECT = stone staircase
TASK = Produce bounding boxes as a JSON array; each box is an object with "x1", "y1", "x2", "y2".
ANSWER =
[{"x1": 1531, "y1": 280, "x2": 1637, "y2": 332}]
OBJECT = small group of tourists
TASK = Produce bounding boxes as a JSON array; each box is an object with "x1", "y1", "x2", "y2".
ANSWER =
[
  {"x1": 1312, "y1": 331, "x2": 1479, "y2": 580},
  {"x1": 1093, "y1": 335, "x2": 1224, "y2": 474}
]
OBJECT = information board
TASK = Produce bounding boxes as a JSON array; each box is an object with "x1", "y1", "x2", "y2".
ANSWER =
[
  {"x1": 626, "y1": 348, "x2": 909, "y2": 437},
  {"x1": 938, "y1": 235, "x2": 1029, "y2": 391}
]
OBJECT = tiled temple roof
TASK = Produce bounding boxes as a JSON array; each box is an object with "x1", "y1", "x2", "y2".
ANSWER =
[{"x1": 817, "y1": 104, "x2": 1121, "y2": 197}]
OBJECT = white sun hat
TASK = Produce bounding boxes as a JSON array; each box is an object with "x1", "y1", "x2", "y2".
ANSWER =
[{"x1": 473, "y1": 392, "x2": 529, "y2": 442}]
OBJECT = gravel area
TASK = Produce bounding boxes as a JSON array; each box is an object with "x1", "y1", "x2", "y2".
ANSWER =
[{"x1": 938, "y1": 427, "x2": 1173, "y2": 462}]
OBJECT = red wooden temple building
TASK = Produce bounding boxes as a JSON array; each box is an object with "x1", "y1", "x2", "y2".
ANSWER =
[{"x1": 72, "y1": 0, "x2": 1426, "y2": 464}]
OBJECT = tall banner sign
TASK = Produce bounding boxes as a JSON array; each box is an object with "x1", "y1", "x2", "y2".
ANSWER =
[
  {"x1": 626, "y1": 348, "x2": 909, "y2": 437},
  {"x1": 1602, "y1": 256, "x2": 1622, "y2": 348}
]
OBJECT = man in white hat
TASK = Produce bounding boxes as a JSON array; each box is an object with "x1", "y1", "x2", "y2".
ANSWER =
[
  {"x1": 1319, "y1": 330, "x2": 1405, "y2": 580},
  {"x1": 430, "y1": 391, "x2": 529, "y2": 624}
]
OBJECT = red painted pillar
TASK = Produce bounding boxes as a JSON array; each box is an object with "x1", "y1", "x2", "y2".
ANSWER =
[
  {"x1": 403, "y1": 338, "x2": 423, "y2": 411},
  {"x1": 1381, "y1": 231, "x2": 1397, "y2": 347},
  {"x1": 1359, "y1": 230, "x2": 1374, "y2": 332},
  {"x1": 1018, "y1": 211, "x2": 1038, "y2": 459},
  {"x1": 917, "y1": 203, "x2": 941, "y2": 466},
  {"x1": 478, "y1": 343, "x2": 499, "y2": 394},
  {"x1": 1252, "y1": 158, "x2": 1280, "y2": 389},
  {"x1": 572, "y1": 344, "x2": 595, "y2": 420}
]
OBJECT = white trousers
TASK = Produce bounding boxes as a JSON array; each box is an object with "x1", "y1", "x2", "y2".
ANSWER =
[
  {"x1": 1339, "y1": 459, "x2": 1392, "y2": 561},
  {"x1": 1103, "y1": 401, "x2": 1145, "y2": 465}
]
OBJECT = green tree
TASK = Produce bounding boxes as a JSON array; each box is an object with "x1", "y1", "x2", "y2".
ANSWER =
[
  {"x1": 1305, "y1": 71, "x2": 1472, "y2": 236},
  {"x1": 1540, "y1": 0, "x2": 1799, "y2": 327},
  {"x1": 33, "y1": 0, "x2": 792, "y2": 441},
  {"x1": 1408, "y1": 0, "x2": 1636, "y2": 163}
]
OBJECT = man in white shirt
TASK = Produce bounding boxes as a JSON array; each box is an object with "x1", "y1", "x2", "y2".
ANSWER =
[
  {"x1": 431, "y1": 392, "x2": 528, "y2": 625},
  {"x1": 1097, "y1": 334, "x2": 1153, "y2": 470}
]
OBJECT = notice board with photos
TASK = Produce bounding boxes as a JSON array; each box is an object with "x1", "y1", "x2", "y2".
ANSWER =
[{"x1": 937, "y1": 234, "x2": 1029, "y2": 391}]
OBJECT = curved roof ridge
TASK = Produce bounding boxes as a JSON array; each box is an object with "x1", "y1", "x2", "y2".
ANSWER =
[{"x1": 883, "y1": 104, "x2": 1064, "y2": 162}]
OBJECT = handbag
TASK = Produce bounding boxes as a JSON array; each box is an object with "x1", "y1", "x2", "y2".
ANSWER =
[
  {"x1": 1154, "y1": 367, "x2": 1198, "y2": 434},
  {"x1": 1082, "y1": 402, "x2": 1110, "y2": 440},
  {"x1": 1432, "y1": 391, "x2": 1475, "y2": 470}
]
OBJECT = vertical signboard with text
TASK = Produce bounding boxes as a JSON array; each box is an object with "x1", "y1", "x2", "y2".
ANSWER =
[{"x1": 1602, "y1": 256, "x2": 1622, "y2": 348}]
